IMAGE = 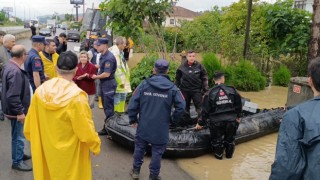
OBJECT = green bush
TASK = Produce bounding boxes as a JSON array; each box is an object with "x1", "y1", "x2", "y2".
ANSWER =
[
  {"x1": 202, "y1": 53, "x2": 223, "y2": 86},
  {"x1": 130, "y1": 54, "x2": 179, "y2": 91},
  {"x1": 272, "y1": 65, "x2": 291, "y2": 87},
  {"x1": 226, "y1": 60, "x2": 266, "y2": 91}
]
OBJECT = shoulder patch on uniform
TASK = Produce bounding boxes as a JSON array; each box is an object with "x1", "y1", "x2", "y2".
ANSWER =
[
  {"x1": 105, "y1": 63, "x2": 111, "y2": 67},
  {"x1": 34, "y1": 61, "x2": 42, "y2": 68},
  {"x1": 34, "y1": 57, "x2": 41, "y2": 60}
]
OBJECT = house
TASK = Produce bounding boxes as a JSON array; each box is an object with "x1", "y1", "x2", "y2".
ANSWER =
[
  {"x1": 164, "y1": 6, "x2": 199, "y2": 27},
  {"x1": 294, "y1": 0, "x2": 313, "y2": 13}
]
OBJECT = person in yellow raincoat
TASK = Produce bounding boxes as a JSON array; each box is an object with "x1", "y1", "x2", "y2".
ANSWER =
[
  {"x1": 24, "y1": 51, "x2": 101, "y2": 180},
  {"x1": 109, "y1": 36, "x2": 131, "y2": 113},
  {"x1": 39, "y1": 39, "x2": 59, "y2": 79}
]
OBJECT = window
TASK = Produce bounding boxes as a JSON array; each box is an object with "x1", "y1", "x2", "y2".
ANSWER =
[
  {"x1": 294, "y1": 1, "x2": 306, "y2": 10},
  {"x1": 170, "y1": 19, "x2": 175, "y2": 25}
]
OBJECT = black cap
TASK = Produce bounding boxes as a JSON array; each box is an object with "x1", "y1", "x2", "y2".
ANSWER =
[
  {"x1": 57, "y1": 51, "x2": 78, "y2": 70},
  {"x1": 32, "y1": 35, "x2": 49, "y2": 45},
  {"x1": 213, "y1": 71, "x2": 225, "y2": 80},
  {"x1": 154, "y1": 59, "x2": 169, "y2": 73},
  {"x1": 95, "y1": 38, "x2": 108, "y2": 46}
]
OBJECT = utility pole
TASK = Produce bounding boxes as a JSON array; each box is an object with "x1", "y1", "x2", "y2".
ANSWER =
[
  {"x1": 83, "y1": 0, "x2": 85, "y2": 17},
  {"x1": 243, "y1": 0, "x2": 253, "y2": 59},
  {"x1": 14, "y1": 0, "x2": 16, "y2": 22},
  {"x1": 74, "y1": 4, "x2": 80, "y2": 21}
]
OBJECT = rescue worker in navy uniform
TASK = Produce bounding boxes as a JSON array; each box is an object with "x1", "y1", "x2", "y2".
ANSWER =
[
  {"x1": 92, "y1": 38, "x2": 117, "y2": 136},
  {"x1": 24, "y1": 35, "x2": 47, "y2": 92},
  {"x1": 196, "y1": 71, "x2": 242, "y2": 160},
  {"x1": 175, "y1": 50, "x2": 209, "y2": 118},
  {"x1": 128, "y1": 59, "x2": 185, "y2": 180}
]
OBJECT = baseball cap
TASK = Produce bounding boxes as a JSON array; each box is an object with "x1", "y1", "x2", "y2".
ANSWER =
[
  {"x1": 154, "y1": 59, "x2": 169, "y2": 73},
  {"x1": 57, "y1": 51, "x2": 78, "y2": 70},
  {"x1": 95, "y1": 38, "x2": 108, "y2": 46},
  {"x1": 32, "y1": 35, "x2": 48, "y2": 45}
]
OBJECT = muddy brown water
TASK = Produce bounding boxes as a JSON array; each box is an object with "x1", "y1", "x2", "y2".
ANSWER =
[{"x1": 178, "y1": 86, "x2": 288, "y2": 180}]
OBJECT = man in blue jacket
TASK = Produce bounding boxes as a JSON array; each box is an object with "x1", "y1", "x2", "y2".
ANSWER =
[
  {"x1": 128, "y1": 59, "x2": 185, "y2": 180},
  {"x1": 269, "y1": 58, "x2": 320, "y2": 180}
]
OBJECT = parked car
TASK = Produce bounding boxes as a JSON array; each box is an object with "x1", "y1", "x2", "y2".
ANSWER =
[
  {"x1": 39, "y1": 28, "x2": 52, "y2": 37},
  {"x1": 67, "y1": 30, "x2": 80, "y2": 42},
  {"x1": 47, "y1": 24, "x2": 54, "y2": 29},
  {"x1": 61, "y1": 24, "x2": 68, "y2": 30}
]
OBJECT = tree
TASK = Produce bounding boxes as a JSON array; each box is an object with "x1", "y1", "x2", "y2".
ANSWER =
[
  {"x1": 65, "y1": 13, "x2": 74, "y2": 21},
  {"x1": 308, "y1": 0, "x2": 320, "y2": 64},
  {"x1": 99, "y1": 0, "x2": 172, "y2": 57},
  {"x1": 0, "y1": 11, "x2": 6, "y2": 22},
  {"x1": 250, "y1": 0, "x2": 311, "y2": 76},
  {"x1": 180, "y1": 6, "x2": 221, "y2": 53},
  {"x1": 219, "y1": 0, "x2": 258, "y2": 62}
]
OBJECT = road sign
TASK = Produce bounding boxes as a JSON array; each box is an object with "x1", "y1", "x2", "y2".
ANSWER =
[
  {"x1": 3, "y1": 7, "x2": 13, "y2": 12},
  {"x1": 70, "y1": 0, "x2": 84, "y2": 5}
]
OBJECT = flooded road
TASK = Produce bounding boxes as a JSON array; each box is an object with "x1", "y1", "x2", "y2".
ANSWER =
[{"x1": 178, "y1": 86, "x2": 288, "y2": 180}]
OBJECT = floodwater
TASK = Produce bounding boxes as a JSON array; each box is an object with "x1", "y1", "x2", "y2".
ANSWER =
[{"x1": 178, "y1": 86, "x2": 288, "y2": 180}]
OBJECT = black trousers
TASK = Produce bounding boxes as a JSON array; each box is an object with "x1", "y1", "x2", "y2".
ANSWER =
[
  {"x1": 181, "y1": 90, "x2": 202, "y2": 113},
  {"x1": 209, "y1": 121, "x2": 238, "y2": 159}
]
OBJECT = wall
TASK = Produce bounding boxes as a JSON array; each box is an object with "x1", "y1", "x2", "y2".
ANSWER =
[{"x1": 8, "y1": 29, "x2": 31, "y2": 40}]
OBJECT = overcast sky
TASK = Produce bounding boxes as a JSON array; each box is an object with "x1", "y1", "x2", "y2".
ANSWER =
[{"x1": 0, "y1": 0, "x2": 275, "y2": 20}]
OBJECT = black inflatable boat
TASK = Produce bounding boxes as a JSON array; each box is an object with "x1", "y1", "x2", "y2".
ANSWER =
[{"x1": 105, "y1": 107, "x2": 285, "y2": 158}]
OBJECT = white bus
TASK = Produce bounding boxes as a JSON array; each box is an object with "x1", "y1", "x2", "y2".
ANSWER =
[{"x1": 29, "y1": 19, "x2": 39, "y2": 28}]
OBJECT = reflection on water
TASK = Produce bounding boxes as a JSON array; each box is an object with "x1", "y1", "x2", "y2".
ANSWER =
[{"x1": 178, "y1": 86, "x2": 288, "y2": 180}]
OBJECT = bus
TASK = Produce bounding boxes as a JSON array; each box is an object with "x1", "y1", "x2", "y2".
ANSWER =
[{"x1": 29, "y1": 19, "x2": 39, "y2": 28}]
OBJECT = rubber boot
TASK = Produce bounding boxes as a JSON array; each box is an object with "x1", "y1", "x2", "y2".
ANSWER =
[
  {"x1": 212, "y1": 143, "x2": 224, "y2": 160},
  {"x1": 225, "y1": 142, "x2": 235, "y2": 159},
  {"x1": 98, "y1": 96, "x2": 103, "y2": 109}
]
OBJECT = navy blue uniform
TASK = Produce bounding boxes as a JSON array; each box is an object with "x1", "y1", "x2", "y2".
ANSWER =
[
  {"x1": 128, "y1": 74, "x2": 185, "y2": 177},
  {"x1": 24, "y1": 48, "x2": 45, "y2": 92},
  {"x1": 99, "y1": 50, "x2": 117, "y2": 119}
]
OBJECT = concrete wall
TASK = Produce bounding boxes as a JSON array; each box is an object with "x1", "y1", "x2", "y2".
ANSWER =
[{"x1": 7, "y1": 29, "x2": 31, "y2": 41}]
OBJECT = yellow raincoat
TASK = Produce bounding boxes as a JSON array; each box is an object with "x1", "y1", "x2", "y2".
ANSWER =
[
  {"x1": 24, "y1": 77, "x2": 101, "y2": 180},
  {"x1": 39, "y1": 51, "x2": 59, "y2": 79}
]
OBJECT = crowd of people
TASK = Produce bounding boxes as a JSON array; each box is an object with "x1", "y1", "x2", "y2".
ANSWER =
[
  {"x1": 0, "y1": 31, "x2": 242, "y2": 179},
  {"x1": 1, "y1": 30, "x2": 319, "y2": 180}
]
